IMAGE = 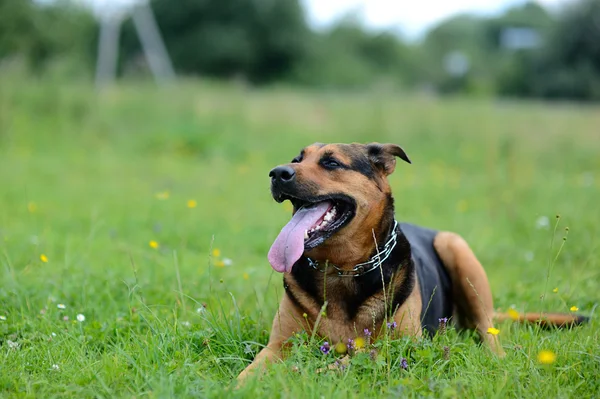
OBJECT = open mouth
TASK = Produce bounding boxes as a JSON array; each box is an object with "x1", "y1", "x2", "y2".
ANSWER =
[
  {"x1": 268, "y1": 192, "x2": 356, "y2": 273},
  {"x1": 290, "y1": 198, "x2": 355, "y2": 250},
  {"x1": 283, "y1": 194, "x2": 356, "y2": 249}
]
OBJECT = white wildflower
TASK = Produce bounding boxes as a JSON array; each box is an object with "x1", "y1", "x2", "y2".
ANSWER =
[
  {"x1": 57, "y1": 304, "x2": 66, "y2": 310},
  {"x1": 581, "y1": 172, "x2": 594, "y2": 187},
  {"x1": 76, "y1": 314, "x2": 85, "y2": 322},
  {"x1": 7, "y1": 340, "x2": 19, "y2": 349},
  {"x1": 536, "y1": 216, "x2": 550, "y2": 229}
]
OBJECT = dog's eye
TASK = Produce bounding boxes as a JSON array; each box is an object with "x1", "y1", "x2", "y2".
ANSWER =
[
  {"x1": 291, "y1": 156, "x2": 302, "y2": 163},
  {"x1": 321, "y1": 158, "x2": 341, "y2": 169}
]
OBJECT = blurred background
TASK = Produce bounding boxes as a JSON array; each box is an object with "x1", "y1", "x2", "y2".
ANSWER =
[{"x1": 1, "y1": 0, "x2": 599, "y2": 100}]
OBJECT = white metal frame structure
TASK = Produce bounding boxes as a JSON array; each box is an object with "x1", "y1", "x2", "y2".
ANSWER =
[{"x1": 94, "y1": 0, "x2": 174, "y2": 88}]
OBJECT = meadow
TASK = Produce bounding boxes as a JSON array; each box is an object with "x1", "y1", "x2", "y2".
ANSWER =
[{"x1": 0, "y1": 77, "x2": 599, "y2": 398}]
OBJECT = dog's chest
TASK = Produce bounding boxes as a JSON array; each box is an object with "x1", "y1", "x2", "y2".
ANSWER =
[
  {"x1": 316, "y1": 296, "x2": 387, "y2": 342},
  {"x1": 285, "y1": 274, "x2": 388, "y2": 341}
]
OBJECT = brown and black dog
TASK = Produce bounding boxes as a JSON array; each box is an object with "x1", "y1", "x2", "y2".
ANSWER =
[{"x1": 238, "y1": 142, "x2": 587, "y2": 381}]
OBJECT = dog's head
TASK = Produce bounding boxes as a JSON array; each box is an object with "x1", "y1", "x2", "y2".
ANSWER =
[{"x1": 267, "y1": 142, "x2": 410, "y2": 273}]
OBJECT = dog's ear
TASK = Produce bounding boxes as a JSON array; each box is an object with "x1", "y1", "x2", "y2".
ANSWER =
[{"x1": 366, "y1": 143, "x2": 411, "y2": 175}]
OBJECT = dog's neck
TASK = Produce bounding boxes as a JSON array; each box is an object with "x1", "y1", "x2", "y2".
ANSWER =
[
  {"x1": 287, "y1": 210, "x2": 415, "y2": 322},
  {"x1": 305, "y1": 218, "x2": 399, "y2": 276}
]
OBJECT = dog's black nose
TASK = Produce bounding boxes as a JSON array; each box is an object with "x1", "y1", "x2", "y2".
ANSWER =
[{"x1": 269, "y1": 165, "x2": 296, "y2": 183}]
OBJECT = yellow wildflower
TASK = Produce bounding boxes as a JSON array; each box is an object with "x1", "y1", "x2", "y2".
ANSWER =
[
  {"x1": 354, "y1": 337, "x2": 366, "y2": 349},
  {"x1": 149, "y1": 240, "x2": 159, "y2": 249},
  {"x1": 28, "y1": 202, "x2": 37, "y2": 213},
  {"x1": 242, "y1": 272, "x2": 249, "y2": 280},
  {"x1": 212, "y1": 248, "x2": 221, "y2": 257},
  {"x1": 187, "y1": 200, "x2": 197, "y2": 208},
  {"x1": 40, "y1": 254, "x2": 48, "y2": 263},
  {"x1": 537, "y1": 350, "x2": 556, "y2": 365},
  {"x1": 508, "y1": 308, "x2": 520, "y2": 320},
  {"x1": 552, "y1": 287, "x2": 558, "y2": 293},
  {"x1": 334, "y1": 342, "x2": 347, "y2": 354},
  {"x1": 215, "y1": 260, "x2": 225, "y2": 267},
  {"x1": 155, "y1": 191, "x2": 170, "y2": 200},
  {"x1": 570, "y1": 306, "x2": 579, "y2": 312},
  {"x1": 487, "y1": 327, "x2": 500, "y2": 335}
]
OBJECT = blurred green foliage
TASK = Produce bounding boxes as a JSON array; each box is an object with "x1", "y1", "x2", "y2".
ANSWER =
[
  {"x1": 1, "y1": 0, "x2": 600, "y2": 100},
  {"x1": 0, "y1": 0, "x2": 97, "y2": 77}
]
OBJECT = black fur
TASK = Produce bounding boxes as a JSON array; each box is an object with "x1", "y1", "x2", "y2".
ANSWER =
[
  {"x1": 349, "y1": 155, "x2": 376, "y2": 179},
  {"x1": 284, "y1": 257, "x2": 324, "y2": 310}
]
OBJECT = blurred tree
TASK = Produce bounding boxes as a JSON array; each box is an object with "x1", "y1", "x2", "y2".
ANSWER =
[
  {"x1": 498, "y1": 0, "x2": 600, "y2": 101},
  {"x1": 292, "y1": 16, "x2": 420, "y2": 89},
  {"x1": 0, "y1": 0, "x2": 97, "y2": 75},
  {"x1": 1, "y1": 0, "x2": 598, "y2": 100},
  {"x1": 419, "y1": 15, "x2": 488, "y2": 94},
  {"x1": 120, "y1": 0, "x2": 310, "y2": 83},
  {"x1": 484, "y1": 1, "x2": 553, "y2": 50},
  {"x1": 0, "y1": 0, "x2": 35, "y2": 60}
]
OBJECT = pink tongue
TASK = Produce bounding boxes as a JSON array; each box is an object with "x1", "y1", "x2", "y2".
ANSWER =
[{"x1": 268, "y1": 201, "x2": 332, "y2": 273}]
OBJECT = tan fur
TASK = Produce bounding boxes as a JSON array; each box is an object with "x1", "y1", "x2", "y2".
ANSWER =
[
  {"x1": 392, "y1": 277, "x2": 423, "y2": 338},
  {"x1": 433, "y1": 232, "x2": 505, "y2": 356},
  {"x1": 494, "y1": 311, "x2": 584, "y2": 327},
  {"x1": 237, "y1": 294, "x2": 306, "y2": 380}
]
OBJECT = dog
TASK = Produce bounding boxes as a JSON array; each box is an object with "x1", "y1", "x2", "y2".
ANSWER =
[{"x1": 237, "y1": 142, "x2": 588, "y2": 381}]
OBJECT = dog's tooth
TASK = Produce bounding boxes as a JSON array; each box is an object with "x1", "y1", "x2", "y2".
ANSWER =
[
  {"x1": 304, "y1": 230, "x2": 309, "y2": 240},
  {"x1": 321, "y1": 221, "x2": 328, "y2": 227}
]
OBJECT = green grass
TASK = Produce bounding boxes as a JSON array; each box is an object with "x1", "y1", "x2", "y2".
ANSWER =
[{"x1": 1, "y1": 78, "x2": 599, "y2": 398}]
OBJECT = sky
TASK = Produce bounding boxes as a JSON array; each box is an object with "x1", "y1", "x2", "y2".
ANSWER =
[
  {"x1": 81, "y1": 0, "x2": 571, "y2": 40},
  {"x1": 303, "y1": 0, "x2": 570, "y2": 39}
]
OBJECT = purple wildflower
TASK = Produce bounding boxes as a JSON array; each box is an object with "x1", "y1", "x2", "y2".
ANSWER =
[
  {"x1": 346, "y1": 338, "x2": 355, "y2": 351},
  {"x1": 387, "y1": 321, "x2": 397, "y2": 330},
  {"x1": 334, "y1": 359, "x2": 347, "y2": 371},
  {"x1": 320, "y1": 341, "x2": 330, "y2": 355},
  {"x1": 369, "y1": 349, "x2": 378, "y2": 361},
  {"x1": 400, "y1": 357, "x2": 408, "y2": 370},
  {"x1": 438, "y1": 317, "x2": 448, "y2": 335},
  {"x1": 363, "y1": 328, "x2": 372, "y2": 337}
]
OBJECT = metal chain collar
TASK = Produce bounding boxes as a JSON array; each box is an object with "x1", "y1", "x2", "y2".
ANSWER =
[{"x1": 306, "y1": 220, "x2": 399, "y2": 277}]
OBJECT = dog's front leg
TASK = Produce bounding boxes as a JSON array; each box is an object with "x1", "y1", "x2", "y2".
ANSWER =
[{"x1": 237, "y1": 294, "x2": 306, "y2": 382}]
